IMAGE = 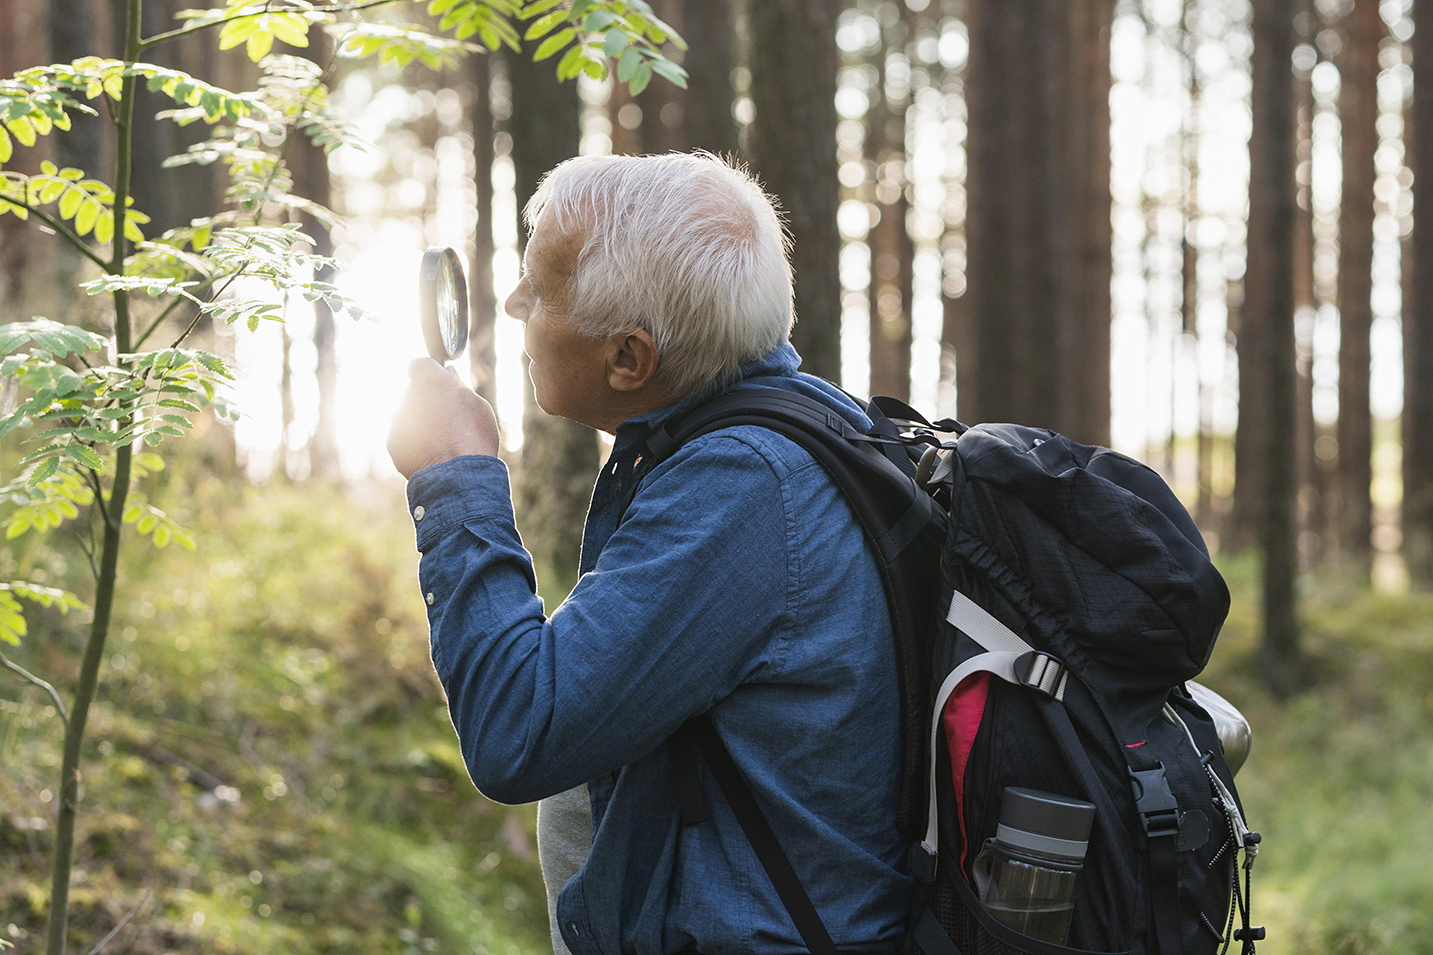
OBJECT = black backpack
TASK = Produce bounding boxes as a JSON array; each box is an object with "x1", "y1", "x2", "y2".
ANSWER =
[{"x1": 629, "y1": 385, "x2": 1263, "y2": 955}]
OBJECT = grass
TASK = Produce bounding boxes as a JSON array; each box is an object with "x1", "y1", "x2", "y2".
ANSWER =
[
  {"x1": 1201, "y1": 556, "x2": 1433, "y2": 955},
  {"x1": 0, "y1": 472, "x2": 549, "y2": 954},
  {"x1": 2, "y1": 472, "x2": 1432, "y2": 953}
]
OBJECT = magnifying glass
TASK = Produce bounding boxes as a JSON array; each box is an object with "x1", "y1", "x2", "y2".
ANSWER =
[{"x1": 419, "y1": 246, "x2": 469, "y2": 364}]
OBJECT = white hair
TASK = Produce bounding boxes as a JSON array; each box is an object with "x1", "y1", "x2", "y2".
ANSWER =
[{"x1": 524, "y1": 152, "x2": 794, "y2": 398}]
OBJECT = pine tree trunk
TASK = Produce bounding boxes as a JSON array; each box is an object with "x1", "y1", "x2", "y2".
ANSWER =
[
  {"x1": 678, "y1": 0, "x2": 738, "y2": 156},
  {"x1": 1336, "y1": 0, "x2": 1381, "y2": 579},
  {"x1": 1292, "y1": 15, "x2": 1322, "y2": 566},
  {"x1": 867, "y1": 21, "x2": 914, "y2": 402},
  {"x1": 50, "y1": 0, "x2": 103, "y2": 179},
  {"x1": 1230, "y1": 6, "x2": 1277, "y2": 554},
  {"x1": 507, "y1": 47, "x2": 599, "y2": 598},
  {"x1": 964, "y1": 0, "x2": 1112, "y2": 444},
  {"x1": 468, "y1": 52, "x2": 498, "y2": 406},
  {"x1": 749, "y1": 0, "x2": 842, "y2": 382},
  {"x1": 1250, "y1": 0, "x2": 1302, "y2": 694},
  {"x1": 1409, "y1": 0, "x2": 1433, "y2": 587}
]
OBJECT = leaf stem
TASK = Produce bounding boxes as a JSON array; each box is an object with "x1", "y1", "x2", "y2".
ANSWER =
[
  {"x1": 0, "y1": 652, "x2": 69, "y2": 724},
  {"x1": 12, "y1": 201, "x2": 111, "y2": 271},
  {"x1": 138, "y1": 0, "x2": 403, "y2": 52}
]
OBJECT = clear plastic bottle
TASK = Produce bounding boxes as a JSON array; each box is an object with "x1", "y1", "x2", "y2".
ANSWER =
[{"x1": 981, "y1": 788, "x2": 1096, "y2": 945}]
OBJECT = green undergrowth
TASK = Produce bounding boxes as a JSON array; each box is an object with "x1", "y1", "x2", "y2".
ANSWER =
[
  {"x1": 0, "y1": 475, "x2": 549, "y2": 954},
  {"x1": 3, "y1": 472, "x2": 1432, "y2": 954},
  {"x1": 1201, "y1": 557, "x2": 1433, "y2": 955}
]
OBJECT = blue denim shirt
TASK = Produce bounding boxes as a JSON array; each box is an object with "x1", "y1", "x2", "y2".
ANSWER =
[{"x1": 407, "y1": 344, "x2": 910, "y2": 955}]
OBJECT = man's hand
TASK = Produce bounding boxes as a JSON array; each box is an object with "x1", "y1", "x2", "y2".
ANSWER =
[{"x1": 387, "y1": 358, "x2": 501, "y2": 479}]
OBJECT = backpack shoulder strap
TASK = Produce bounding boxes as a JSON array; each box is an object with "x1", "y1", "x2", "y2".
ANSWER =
[
  {"x1": 636, "y1": 385, "x2": 942, "y2": 839},
  {"x1": 627, "y1": 386, "x2": 944, "y2": 950}
]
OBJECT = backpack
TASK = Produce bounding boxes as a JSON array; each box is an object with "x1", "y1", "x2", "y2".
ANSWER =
[{"x1": 629, "y1": 385, "x2": 1263, "y2": 955}]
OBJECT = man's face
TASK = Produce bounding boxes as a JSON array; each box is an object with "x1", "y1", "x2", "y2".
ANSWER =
[{"x1": 504, "y1": 213, "x2": 610, "y2": 426}]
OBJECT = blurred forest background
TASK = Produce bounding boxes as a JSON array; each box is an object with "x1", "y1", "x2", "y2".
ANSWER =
[{"x1": 2, "y1": 0, "x2": 1433, "y2": 952}]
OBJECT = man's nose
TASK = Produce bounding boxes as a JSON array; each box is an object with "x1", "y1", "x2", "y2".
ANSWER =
[{"x1": 504, "y1": 282, "x2": 529, "y2": 323}]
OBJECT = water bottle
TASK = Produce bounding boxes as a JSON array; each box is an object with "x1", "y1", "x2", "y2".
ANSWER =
[{"x1": 980, "y1": 787, "x2": 1096, "y2": 945}]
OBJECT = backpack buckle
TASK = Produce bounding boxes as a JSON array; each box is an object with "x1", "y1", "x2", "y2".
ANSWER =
[
  {"x1": 1129, "y1": 764, "x2": 1181, "y2": 840},
  {"x1": 1014, "y1": 651, "x2": 1067, "y2": 700}
]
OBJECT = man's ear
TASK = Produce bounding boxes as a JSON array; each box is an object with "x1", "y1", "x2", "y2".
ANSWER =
[{"x1": 608, "y1": 327, "x2": 661, "y2": 393}]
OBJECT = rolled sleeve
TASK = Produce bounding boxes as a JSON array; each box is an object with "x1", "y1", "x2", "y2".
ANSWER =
[{"x1": 406, "y1": 436, "x2": 794, "y2": 806}]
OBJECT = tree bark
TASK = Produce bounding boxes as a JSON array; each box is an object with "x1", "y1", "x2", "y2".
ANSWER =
[
  {"x1": 1335, "y1": 0, "x2": 1381, "y2": 579},
  {"x1": 507, "y1": 47, "x2": 599, "y2": 597},
  {"x1": 1410, "y1": 0, "x2": 1433, "y2": 587},
  {"x1": 468, "y1": 52, "x2": 498, "y2": 407},
  {"x1": 51, "y1": 0, "x2": 104, "y2": 178},
  {"x1": 1231, "y1": 7, "x2": 1277, "y2": 553},
  {"x1": 867, "y1": 22, "x2": 914, "y2": 402},
  {"x1": 1292, "y1": 8, "x2": 1323, "y2": 565},
  {"x1": 748, "y1": 0, "x2": 842, "y2": 382},
  {"x1": 964, "y1": 0, "x2": 1112, "y2": 444},
  {"x1": 678, "y1": 0, "x2": 738, "y2": 156},
  {"x1": 1249, "y1": 0, "x2": 1302, "y2": 694}
]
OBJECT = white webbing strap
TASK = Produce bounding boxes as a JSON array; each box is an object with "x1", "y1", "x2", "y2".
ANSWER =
[
  {"x1": 920, "y1": 591, "x2": 1069, "y2": 855},
  {"x1": 946, "y1": 588, "x2": 1037, "y2": 655},
  {"x1": 921, "y1": 651, "x2": 1021, "y2": 849}
]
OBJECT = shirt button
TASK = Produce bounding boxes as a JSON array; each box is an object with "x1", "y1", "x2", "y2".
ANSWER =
[
  {"x1": 413, "y1": 505, "x2": 425, "y2": 522},
  {"x1": 425, "y1": 592, "x2": 435, "y2": 606}
]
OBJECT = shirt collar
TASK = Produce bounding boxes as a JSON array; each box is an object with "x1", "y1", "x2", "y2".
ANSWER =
[{"x1": 612, "y1": 342, "x2": 803, "y2": 451}]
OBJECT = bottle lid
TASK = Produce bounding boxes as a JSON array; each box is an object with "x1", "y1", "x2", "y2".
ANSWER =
[{"x1": 995, "y1": 788, "x2": 1096, "y2": 864}]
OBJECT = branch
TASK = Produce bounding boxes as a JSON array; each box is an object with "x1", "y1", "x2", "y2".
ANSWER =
[
  {"x1": 12, "y1": 202, "x2": 111, "y2": 271},
  {"x1": 0, "y1": 651, "x2": 69, "y2": 724},
  {"x1": 169, "y1": 265, "x2": 248, "y2": 349},
  {"x1": 132, "y1": 273, "x2": 223, "y2": 350},
  {"x1": 138, "y1": 0, "x2": 404, "y2": 51},
  {"x1": 85, "y1": 888, "x2": 152, "y2": 955}
]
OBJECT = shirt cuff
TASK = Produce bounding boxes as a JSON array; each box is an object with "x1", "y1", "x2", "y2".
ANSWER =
[{"x1": 405, "y1": 454, "x2": 515, "y2": 552}]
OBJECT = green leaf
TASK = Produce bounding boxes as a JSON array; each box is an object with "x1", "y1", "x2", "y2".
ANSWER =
[
  {"x1": 74, "y1": 196, "x2": 99, "y2": 235},
  {"x1": 94, "y1": 209, "x2": 114, "y2": 244},
  {"x1": 27, "y1": 457, "x2": 59, "y2": 486},
  {"x1": 629, "y1": 62, "x2": 653, "y2": 96},
  {"x1": 64, "y1": 444, "x2": 104, "y2": 469},
  {"x1": 602, "y1": 30, "x2": 630, "y2": 58},
  {"x1": 524, "y1": 9, "x2": 566, "y2": 40},
  {"x1": 534, "y1": 28, "x2": 574, "y2": 61},
  {"x1": 617, "y1": 46, "x2": 642, "y2": 82},
  {"x1": 58, "y1": 185, "x2": 82, "y2": 219},
  {"x1": 650, "y1": 58, "x2": 688, "y2": 89},
  {"x1": 0, "y1": 127, "x2": 11, "y2": 164}
]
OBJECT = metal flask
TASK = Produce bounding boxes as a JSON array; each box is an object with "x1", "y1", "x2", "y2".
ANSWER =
[{"x1": 1186, "y1": 680, "x2": 1253, "y2": 776}]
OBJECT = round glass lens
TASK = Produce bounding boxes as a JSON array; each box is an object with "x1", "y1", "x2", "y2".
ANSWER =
[{"x1": 437, "y1": 259, "x2": 461, "y2": 354}]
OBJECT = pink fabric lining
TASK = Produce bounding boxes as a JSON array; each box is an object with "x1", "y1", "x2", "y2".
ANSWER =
[{"x1": 942, "y1": 672, "x2": 991, "y2": 878}]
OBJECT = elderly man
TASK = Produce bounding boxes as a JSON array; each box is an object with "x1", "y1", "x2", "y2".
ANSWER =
[{"x1": 387, "y1": 153, "x2": 910, "y2": 954}]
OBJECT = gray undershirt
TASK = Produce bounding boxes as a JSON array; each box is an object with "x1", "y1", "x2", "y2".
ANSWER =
[{"x1": 536, "y1": 784, "x2": 593, "y2": 955}]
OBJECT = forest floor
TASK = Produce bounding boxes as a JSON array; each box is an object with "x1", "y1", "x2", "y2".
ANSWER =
[{"x1": 1, "y1": 478, "x2": 1431, "y2": 954}]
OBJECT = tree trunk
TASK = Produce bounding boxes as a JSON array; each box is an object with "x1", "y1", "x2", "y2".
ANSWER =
[
  {"x1": 1231, "y1": 9, "x2": 1277, "y2": 554},
  {"x1": 867, "y1": 21, "x2": 914, "y2": 402},
  {"x1": 1292, "y1": 11, "x2": 1323, "y2": 566},
  {"x1": 1410, "y1": 0, "x2": 1433, "y2": 587},
  {"x1": 1335, "y1": 0, "x2": 1381, "y2": 579},
  {"x1": 964, "y1": 0, "x2": 1112, "y2": 444},
  {"x1": 748, "y1": 0, "x2": 842, "y2": 382},
  {"x1": 50, "y1": 0, "x2": 103, "y2": 178},
  {"x1": 1249, "y1": 0, "x2": 1302, "y2": 694},
  {"x1": 468, "y1": 52, "x2": 498, "y2": 406},
  {"x1": 678, "y1": 0, "x2": 738, "y2": 156},
  {"x1": 507, "y1": 47, "x2": 599, "y2": 597}
]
